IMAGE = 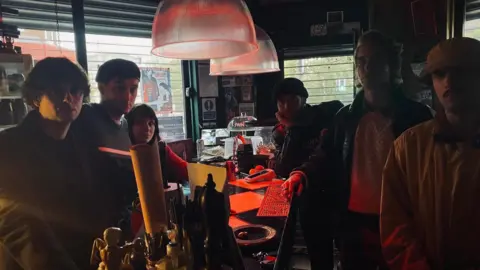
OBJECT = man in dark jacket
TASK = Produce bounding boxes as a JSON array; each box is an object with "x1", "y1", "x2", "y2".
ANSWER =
[
  {"x1": 272, "y1": 77, "x2": 343, "y2": 269},
  {"x1": 273, "y1": 78, "x2": 343, "y2": 178},
  {"x1": 0, "y1": 58, "x2": 115, "y2": 269},
  {"x1": 282, "y1": 31, "x2": 433, "y2": 269}
]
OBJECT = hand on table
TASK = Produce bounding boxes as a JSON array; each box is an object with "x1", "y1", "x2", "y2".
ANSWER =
[{"x1": 281, "y1": 173, "x2": 304, "y2": 200}]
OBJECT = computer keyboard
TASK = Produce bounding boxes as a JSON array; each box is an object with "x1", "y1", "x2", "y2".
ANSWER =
[{"x1": 257, "y1": 184, "x2": 291, "y2": 217}]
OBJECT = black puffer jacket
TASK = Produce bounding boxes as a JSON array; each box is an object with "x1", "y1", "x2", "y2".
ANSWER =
[{"x1": 273, "y1": 101, "x2": 343, "y2": 179}]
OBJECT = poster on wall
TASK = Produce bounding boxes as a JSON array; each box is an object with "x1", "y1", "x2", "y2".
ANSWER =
[
  {"x1": 202, "y1": 98, "x2": 217, "y2": 121},
  {"x1": 224, "y1": 87, "x2": 239, "y2": 124},
  {"x1": 221, "y1": 75, "x2": 253, "y2": 87},
  {"x1": 140, "y1": 67, "x2": 172, "y2": 114},
  {"x1": 240, "y1": 86, "x2": 253, "y2": 102}
]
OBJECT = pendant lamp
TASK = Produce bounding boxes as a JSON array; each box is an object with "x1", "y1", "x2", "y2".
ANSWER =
[
  {"x1": 209, "y1": 26, "x2": 280, "y2": 76},
  {"x1": 151, "y1": 0, "x2": 258, "y2": 60}
]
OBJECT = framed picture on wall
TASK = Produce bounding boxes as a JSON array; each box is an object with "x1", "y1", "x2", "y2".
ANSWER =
[
  {"x1": 240, "y1": 86, "x2": 253, "y2": 102},
  {"x1": 239, "y1": 103, "x2": 255, "y2": 117}
]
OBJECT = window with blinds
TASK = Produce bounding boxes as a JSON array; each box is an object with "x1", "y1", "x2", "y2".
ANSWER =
[
  {"x1": 83, "y1": 0, "x2": 154, "y2": 38},
  {"x1": 3, "y1": 0, "x2": 76, "y2": 62},
  {"x1": 464, "y1": 0, "x2": 480, "y2": 39},
  {"x1": 4, "y1": 0, "x2": 186, "y2": 140},
  {"x1": 283, "y1": 56, "x2": 355, "y2": 105},
  {"x1": 83, "y1": 0, "x2": 185, "y2": 141}
]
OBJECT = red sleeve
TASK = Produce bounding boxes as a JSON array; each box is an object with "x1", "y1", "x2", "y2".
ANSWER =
[
  {"x1": 273, "y1": 123, "x2": 286, "y2": 137},
  {"x1": 164, "y1": 145, "x2": 189, "y2": 183}
]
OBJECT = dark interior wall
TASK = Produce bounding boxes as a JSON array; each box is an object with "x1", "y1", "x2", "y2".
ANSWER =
[
  {"x1": 246, "y1": 0, "x2": 369, "y2": 123},
  {"x1": 370, "y1": 0, "x2": 446, "y2": 105},
  {"x1": 247, "y1": 0, "x2": 368, "y2": 49},
  {"x1": 370, "y1": 0, "x2": 446, "y2": 53}
]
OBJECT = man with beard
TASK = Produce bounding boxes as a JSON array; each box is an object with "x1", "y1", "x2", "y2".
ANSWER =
[
  {"x1": 282, "y1": 30, "x2": 432, "y2": 269},
  {"x1": 381, "y1": 37, "x2": 480, "y2": 269}
]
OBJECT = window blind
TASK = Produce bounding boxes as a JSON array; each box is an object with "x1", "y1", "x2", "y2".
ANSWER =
[
  {"x1": 284, "y1": 55, "x2": 355, "y2": 105},
  {"x1": 3, "y1": 0, "x2": 73, "y2": 32},
  {"x1": 3, "y1": 0, "x2": 76, "y2": 63},
  {"x1": 84, "y1": 0, "x2": 156, "y2": 38},
  {"x1": 466, "y1": 0, "x2": 480, "y2": 21},
  {"x1": 465, "y1": 0, "x2": 480, "y2": 40},
  {"x1": 3, "y1": 0, "x2": 157, "y2": 38}
]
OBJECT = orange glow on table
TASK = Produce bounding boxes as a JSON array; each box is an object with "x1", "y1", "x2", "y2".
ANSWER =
[
  {"x1": 229, "y1": 191, "x2": 264, "y2": 214},
  {"x1": 229, "y1": 179, "x2": 283, "y2": 190},
  {"x1": 228, "y1": 216, "x2": 250, "y2": 229}
]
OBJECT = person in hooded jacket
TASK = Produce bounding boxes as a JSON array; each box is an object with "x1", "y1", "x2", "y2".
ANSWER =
[{"x1": 272, "y1": 77, "x2": 343, "y2": 269}]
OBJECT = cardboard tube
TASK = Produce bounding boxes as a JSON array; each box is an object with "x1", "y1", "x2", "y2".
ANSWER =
[{"x1": 130, "y1": 141, "x2": 168, "y2": 234}]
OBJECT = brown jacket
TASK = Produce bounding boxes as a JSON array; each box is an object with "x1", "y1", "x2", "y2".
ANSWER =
[{"x1": 381, "y1": 119, "x2": 480, "y2": 269}]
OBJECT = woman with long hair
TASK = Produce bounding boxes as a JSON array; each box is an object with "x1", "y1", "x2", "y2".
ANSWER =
[{"x1": 125, "y1": 104, "x2": 188, "y2": 184}]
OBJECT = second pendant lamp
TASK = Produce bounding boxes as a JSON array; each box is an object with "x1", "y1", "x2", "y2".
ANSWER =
[
  {"x1": 209, "y1": 26, "x2": 280, "y2": 76},
  {"x1": 151, "y1": 0, "x2": 258, "y2": 60}
]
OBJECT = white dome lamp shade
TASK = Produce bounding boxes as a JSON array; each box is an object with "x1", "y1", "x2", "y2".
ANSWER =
[
  {"x1": 209, "y1": 26, "x2": 280, "y2": 76},
  {"x1": 151, "y1": 0, "x2": 258, "y2": 60}
]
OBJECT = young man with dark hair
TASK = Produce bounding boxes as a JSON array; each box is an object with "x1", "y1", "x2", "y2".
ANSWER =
[
  {"x1": 272, "y1": 77, "x2": 343, "y2": 269},
  {"x1": 0, "y1": 57, "x2": 113, "y2": 269},
  {"x1": 75, "y1": 58, "x2": 140, "y2": 151},
  {"x1": 381, "y1": 37, "x2": 480, "y2": 269},
  {"x1": 282, "y1": 30, "x2": 432, "y2": 269},
  {"x1": 72, "y1": 58, "x2": 141, "y2": 238}
]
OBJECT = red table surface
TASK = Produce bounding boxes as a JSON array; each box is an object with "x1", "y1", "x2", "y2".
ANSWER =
[
  {"x1": 229, "y1": 179, "x2": 284, "y2": 190},
  {"x1": 228, "y1": 216, "x2": 250, "y2": 229},
  {"x1": 229, "y1": 191, "x2": 264, "y2": 214}
]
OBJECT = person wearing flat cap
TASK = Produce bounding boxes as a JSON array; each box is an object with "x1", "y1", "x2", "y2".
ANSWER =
[
  {"x1": 381, "y1": 37, "x2": 480, "y2": 269},
  {"x1": 271, "y1": 77, "x2": 343, "y2": 269}
]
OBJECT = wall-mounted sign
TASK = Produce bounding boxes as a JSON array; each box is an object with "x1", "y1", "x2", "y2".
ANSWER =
[
  {"x1": 240, "y1": 86, "x2": 253, "y2": 102},
  {"x1": 203, "y1": 122, "x2": 217, "y2": 129},
  {"x1": 327, "y1": 11, "x2": 344, "y2": 24},
  {"x1": 239, "y1": 103, "x2": 255, "y2": 117},
  {"x1": 157, "y1": 116, "x2": 184, "y2": 141},
  {"x1": 221, "y1": 75, "x2": 253, "y2": 87},
  {"x1": 202, "y1": 98, "x2": 217, "y2": 121},
  {"x1": 310, "y1": 24, "x2": 327, "y2": 37}
]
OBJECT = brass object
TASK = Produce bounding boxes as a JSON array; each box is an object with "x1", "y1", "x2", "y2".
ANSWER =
[
  {"x1": 127, "y1": 238, "x2": 147, "y2": 270},
  {"x1": 91, "y1": 227, "x2": 135, "y2": 270},
  {"x1": 130, "y1": 141, "x2": 169, "y2": 234},
  {"x1": 92, "y1": 142, "x2": 247, "y2": 269}
]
